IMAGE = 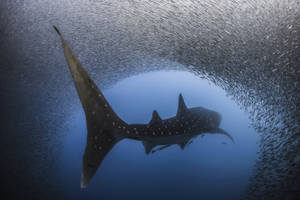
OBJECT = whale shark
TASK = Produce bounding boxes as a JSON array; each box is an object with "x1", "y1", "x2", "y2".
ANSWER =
[{"x1": 54, "y1": 26, "x2": 234, "y2": 188}]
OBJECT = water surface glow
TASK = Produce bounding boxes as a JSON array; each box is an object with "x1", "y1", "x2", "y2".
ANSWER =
[{"x1": 60, "y1": 70, "x2": 259, "y2": 200}]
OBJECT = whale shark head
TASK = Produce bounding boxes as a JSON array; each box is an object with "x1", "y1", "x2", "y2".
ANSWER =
[
  {"x1": 176, "y1": 94, "x2": 222, "y2": 132},
  {"x1": 189, "y1": 107, "x2": 222, "y2": 129},
  {"x1": 175, "y1": 94, "x2": 233, "y2": 142}
]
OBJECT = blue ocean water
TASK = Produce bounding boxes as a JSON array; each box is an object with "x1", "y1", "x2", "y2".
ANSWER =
[{"x1": 59, "y1": 70, "x2": 259, "y2": 200}]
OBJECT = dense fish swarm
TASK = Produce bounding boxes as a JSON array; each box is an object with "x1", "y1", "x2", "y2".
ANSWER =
[{"x1": 1, "y1": 0, "x2": 299, "y2": 199}]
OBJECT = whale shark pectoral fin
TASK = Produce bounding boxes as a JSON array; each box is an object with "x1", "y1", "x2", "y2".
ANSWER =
[
  {"x1": 142, "y1": 141, "x2": 157, "y2": 154},
  {"x1": 212, "y1": 128, "x2": 235, "y2": 143},
  {"x1": 152, "y1": 144, "x2": 172, "y2": 154},
  {"x1": 178, "y1": 142, "x2": 186, "y2": 150},
  {"x1": 149, "y1": 110, "x2": 162, "y2": 125},
  {"x1": 176, "y1": 93, "x2": 188, "y2": 119}
]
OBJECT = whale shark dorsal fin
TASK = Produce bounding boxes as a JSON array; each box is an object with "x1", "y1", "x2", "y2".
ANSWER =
[
  {"x1": 176, "y1": 93, "x2": 187, "y2": 118},
  {"x1": 142, "y1": 141, "x2": 157, "y2": 154},
  {"x1": 152, "y1": 110, "x2": 161, "y2": 121},
  {"x1": 150, "y1": 110, "x2": 162, "y2": 125}
]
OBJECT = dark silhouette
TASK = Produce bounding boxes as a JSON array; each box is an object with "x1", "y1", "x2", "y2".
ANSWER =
[{"x1": 54, "y1": 26, "x2": 234, "y2": 188}]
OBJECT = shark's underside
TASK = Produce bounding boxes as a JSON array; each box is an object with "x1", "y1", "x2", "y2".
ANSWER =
[{"x1": 54, "y1": 26, "x2": 234, "y2": 188}]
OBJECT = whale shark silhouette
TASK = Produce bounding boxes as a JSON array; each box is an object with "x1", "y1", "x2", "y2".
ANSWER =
[{"x1": 54, "y1": 26, "x2": 234, "y2": 188}]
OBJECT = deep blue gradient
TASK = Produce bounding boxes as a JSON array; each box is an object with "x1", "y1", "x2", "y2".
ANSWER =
[{"x1": 59, "y1": 70, "x2": 259, "y2": 200}]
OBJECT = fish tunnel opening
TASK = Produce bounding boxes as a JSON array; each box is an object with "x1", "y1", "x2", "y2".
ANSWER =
[
  {"x1": 59, "y1": 66, "x2": 260, "y2": 200},
  {"x1": 1, "y1": 1, "x2": 299, "y2": 199}
]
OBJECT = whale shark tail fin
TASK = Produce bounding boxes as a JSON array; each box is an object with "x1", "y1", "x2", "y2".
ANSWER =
[
  {"x1": 54, "y1": 26, "x2": 127, "y2": 188},
  {"x1": 81, "y1": 129, "x2": 120, "y2": 188}
]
